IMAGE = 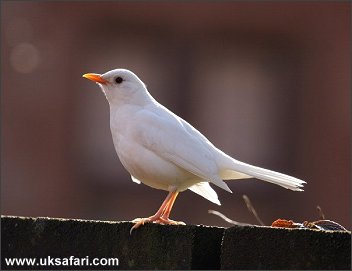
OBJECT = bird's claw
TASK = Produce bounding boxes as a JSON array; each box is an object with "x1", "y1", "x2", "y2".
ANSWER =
[
  {"x1": 130, "y1": 216, "x2": 185, "y2": 234},
  {"x1": 157, "y1": 217, "x2": 186, "y2": 225}
]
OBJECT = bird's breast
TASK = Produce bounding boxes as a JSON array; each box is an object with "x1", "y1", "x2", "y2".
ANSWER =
[
  {"x1": 108, "y1": 106, "x2": 202, "y2": 191},
  {"x1": 111, "y1": 132, "x2": 200, "y2": 191}
]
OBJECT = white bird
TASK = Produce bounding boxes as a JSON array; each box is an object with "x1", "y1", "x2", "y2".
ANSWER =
[{"x1": 82, "y1": 68, "x2": 306, "y2": 232}]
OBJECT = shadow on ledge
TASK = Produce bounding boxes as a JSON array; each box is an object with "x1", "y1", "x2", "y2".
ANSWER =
[{"x1": 1, "y1": 216, "x2": 351, "y2": 270}]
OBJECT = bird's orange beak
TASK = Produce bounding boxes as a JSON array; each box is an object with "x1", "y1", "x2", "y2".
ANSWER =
[{"x1": 82, "y1": 73, "x2": 108, "y2": 85}]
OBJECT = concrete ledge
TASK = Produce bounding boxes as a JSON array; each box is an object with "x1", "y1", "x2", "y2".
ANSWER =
[
  {"x1": 1, "y1": 216, "x2": 223, "y2": 270},
  {"x1": 1, "y1": 216, "x2": 350, "y2": 270},
  {"x1": 221, "y1": 225, "x2": 351, "y2": 270}
]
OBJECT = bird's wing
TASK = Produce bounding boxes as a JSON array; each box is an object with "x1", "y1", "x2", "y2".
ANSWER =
[{"x1": 135, "y1": 108, "x2": 232, "y2": 193}]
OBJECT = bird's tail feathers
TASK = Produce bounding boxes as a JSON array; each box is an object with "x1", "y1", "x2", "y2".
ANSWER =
[
  {"x1": 219, "y1": 154, "x2": 306, "y2": 191},
  {"x1": 220, "y1": 168, "x2": 252, "y2": 180}
]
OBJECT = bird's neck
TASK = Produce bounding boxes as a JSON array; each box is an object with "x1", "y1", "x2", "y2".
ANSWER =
[
  {"x1": 106, "y1": 88, "x2": 156, "y2": 109},
  {"x1": 108, "y1": 92, "x2": 159, "y2": 123}
]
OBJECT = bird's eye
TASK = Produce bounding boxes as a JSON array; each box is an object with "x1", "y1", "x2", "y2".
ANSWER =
[{"x1": 115, "y1": 77, "x2": 123, "y2": 84}]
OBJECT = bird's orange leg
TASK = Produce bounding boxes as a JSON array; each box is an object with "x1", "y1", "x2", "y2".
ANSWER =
[
  {"x1": 158, "y1": 191, "x2": 184, "y2": 224},
  {"x1": 130, "y1": 191, "x2": 185, "y2": 234}
]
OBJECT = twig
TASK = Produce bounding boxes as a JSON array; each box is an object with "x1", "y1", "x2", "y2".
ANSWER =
[
  {"x1": 208, "y1": 210, "x2": 252, "y2": 226},
  {"x1": 242, "y1": 194, "x2": 265, "y2": 226},
  {"x1": 316, "y1": 205, "x2": 325, "y2": 220}
]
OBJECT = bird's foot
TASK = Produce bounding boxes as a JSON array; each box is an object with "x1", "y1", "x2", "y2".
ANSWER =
[
  {"x1": 130, "y1": 215, "x2": 185, "y2": 234},
  {"x1": 157, "y1": 216, "x2": 186, "y2": 225}
]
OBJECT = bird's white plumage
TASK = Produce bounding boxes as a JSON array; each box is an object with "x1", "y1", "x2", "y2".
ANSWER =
[
  {"x1": 188, "y1": 182, "x2": 221, "y2": 205},
  {"x1": 88, "y1": 68, "x2": 306, "y2": 205}
]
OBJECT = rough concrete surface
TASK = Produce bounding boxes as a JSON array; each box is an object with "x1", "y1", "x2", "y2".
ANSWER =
[
  {"x1": 221, "y1": 225, "x2": 351, "y2": 270},
  {"x1": 1, "y1": 216, "x2": 223, "y2": 270},
  {"x1": 1, "y1": 216, "x2": 350, "y2": 270}
]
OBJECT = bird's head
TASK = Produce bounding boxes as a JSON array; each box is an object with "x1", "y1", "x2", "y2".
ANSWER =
[{"x1": 83, "y1": 69, "x2": 150, "y2": 106}]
